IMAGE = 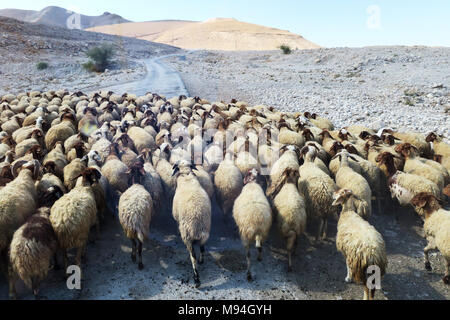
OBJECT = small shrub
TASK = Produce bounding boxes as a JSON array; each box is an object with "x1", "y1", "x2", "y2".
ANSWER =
[
  {"x1": 279, "y1": 45, "x2": 292, "y2": 55},
  {"x1": 83, "y1": 44, "x2": 114, "y2": 72},
  {"x1": 36, "y1": 62, "x2": 49, "y2": 70}
]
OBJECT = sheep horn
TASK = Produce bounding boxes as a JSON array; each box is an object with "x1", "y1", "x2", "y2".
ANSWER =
[{"x1": 11, "y1": 160, "x2": 28, "y2": 178}]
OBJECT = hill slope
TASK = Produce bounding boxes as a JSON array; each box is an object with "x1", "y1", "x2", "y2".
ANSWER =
[
  {"x1": 88, "y1": 17, "x2": 320, "y2": 51},
  {"x1": 0, "y1": 6, "x2": 130, "y2": 29}
]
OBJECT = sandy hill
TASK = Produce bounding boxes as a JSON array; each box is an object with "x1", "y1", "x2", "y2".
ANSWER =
[
  {"x1": 0, "y1": 6, "x2": 130, "y2": 29},
  {"x1": 88, "y1": 20, "x2": 196, "y2": 41},
  {"x1": 88, "y1": 17, "x2": 320, "y2": 51}
]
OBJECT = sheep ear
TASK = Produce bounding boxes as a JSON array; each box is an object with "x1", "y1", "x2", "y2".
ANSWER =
[
  {"x1": 349, "y1": 156, "x2": 359, "y2": 162},
  {"x1": 172, "y1": 167, "x2": 180, "y2": 177}
]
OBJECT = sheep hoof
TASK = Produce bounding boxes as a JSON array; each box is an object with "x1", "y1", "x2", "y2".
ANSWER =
[
  {"x1": 443, "y1": 275, "x2": 449, "y2": 285},
  {"x1": 287, "y1": 266, "x2": 293, "y2": 273},
  {"x1": 198, "y1": 258, "x2": 204, "y2": 265},
  {"x1": 131, "y1": 255, "x2": 136, "y2": 263},
  {"x1": 345, "y1": 276, "x2": 352, "y2": 283},
  {"x1": 247, "y1": 273, "x2": 253, "y2": 282},
  {"x1": 138, "y1": 263, "x2": 144, "y2": 270},
  {"x1": 425, "y1": 262, "x2": 432, "y2": 271},
  {"x1": 194, "y1": 278, "x2": 201, "y2": 288}
]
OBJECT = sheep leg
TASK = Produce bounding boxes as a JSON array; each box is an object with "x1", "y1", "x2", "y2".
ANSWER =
[
  {"x1": 286, "y1": 231, "x2": 297, "y2": 272},
  {"x1": 187, "y1": 242, "x2": 201, "y2": 288},
  {"x1": 363, "y1": 285, "x2": 370, "y2": 300},
  {"x1": 316, "y1": 219, "x2": 324, "y2": 243},
  {"x1": 75, "y1": 247, "x2": 83, "y2": 281},
  {"x1": 257, "y1": 247, "x2": 263, "y2": 262},
  {"x1": 138, "y1": 240, "x2": 144, "y2": 270},
  {"x1": 443, "y1": 260, "x2": 449, "y2": 285},
  {"x1": 8, "y1": 265, "x2": 17, "y2": 300},
  {"x1": 424, "y1": 241, "x2": 435, "y2": 271},
  {"x1": 31, "y1": 276, "x2": 40, "y2": 300},
  {"x1": 345, "y1": 262, "x2": 353, "y2": 283},
  {"x1": 63, "y1": 250, "x2": 68, "y2": 274},
  {"x1": 198, "y1": 245, "x2": 205, "y2": 265},
  {"x1": 321, "y1": 219, "x2": 328, "y2": 240},
  {"x1": 53, "y1": 253, "x2": 61, "y2": 270},
  {"x1": 131, "y1": 239, "x2": 137, "y2": 263},
  {"x1": 246, "y1": 246, "x2": 253, "y2": 282}
]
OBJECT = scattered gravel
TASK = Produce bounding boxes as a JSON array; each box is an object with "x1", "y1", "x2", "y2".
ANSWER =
[{"x1": 165, "y1": 47, "x2": 450, "y2": 140}]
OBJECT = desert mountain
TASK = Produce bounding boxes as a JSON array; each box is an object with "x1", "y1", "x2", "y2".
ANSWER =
[
  {"x1": 88, "y1": 17, "x2": 320, "y2": 51},
  {"x1": 0, "y1": 6, "x2": 130, "y2": 29}
]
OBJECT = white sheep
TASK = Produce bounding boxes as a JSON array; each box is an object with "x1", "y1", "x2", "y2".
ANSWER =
[
  {"x1": 233, "y1": 168, "x2": 272, "y2": 281},
  {"x1": 298, "y1": 146, "x2": 338, "y2": 242},
  {"x1": 267, "y1": 168, "x2": 306, "y2": 272},
  {"x1": 172, "y1": 161, "x2": 212, "y2": 288},
  {"x1": 410, "y1": 193, "x2": 450, "y2": 284},
  {"x1": 118, "y1": 162, "x2": 153, "y2": 270},
  {"x1": 332, "y1": 189, "x2": 387, "y2": 300}
]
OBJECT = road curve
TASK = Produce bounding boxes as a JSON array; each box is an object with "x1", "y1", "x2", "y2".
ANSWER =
[{"x1": 101, "y1": 54, "x2": 189, "y2": 97}]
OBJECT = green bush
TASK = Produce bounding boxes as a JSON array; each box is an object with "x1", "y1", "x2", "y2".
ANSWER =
[
  {"x1": 83, "y1": 44, "x2": 114, "y2": 72},
  {"x1": 36, "y1": 62, "x2": 49, "y2": 70},
  {"x1": 279, "y1": 45, "x2": 292, "y2": 55}
]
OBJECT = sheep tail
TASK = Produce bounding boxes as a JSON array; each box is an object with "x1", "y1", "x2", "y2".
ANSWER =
[{"x1": 255, "y1": 235, "x2": 262, "y2": 249}]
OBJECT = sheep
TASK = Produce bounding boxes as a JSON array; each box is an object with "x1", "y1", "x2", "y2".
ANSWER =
[
  {"x1": 0, "y1": 160, "x2": 40, "y2": 258},
  {"x1": 50, "y1": 168, "x2": 100, "y2": 279},
  {"x1": 118, "y1": 162, "x2": 153, "y2": 270},
  {"x1": 269, "y1": 145, "x2": 300, "y2": 190},
  {"x1": 45, "y1": 112, "x2": 77, "y2": 150},
  {"x1": 126, "y1": 126, "x2": 156, "y2": 154},
  {"x1": 172, "y1": 161, "x2": 212, "y2": 288},
  {"x1": 298, "y1": 146, "x2": 338, "y2": 242},
  {"x1": 8, "y1": 207, "x2": 58, "y2": 300},
  {"x1": 277, "y1": 121, "x2": 305, "y2": 149},
  {"x1": 333, "y1": 150, "x2": 372, "y2": 219},
  {"x1": 63, "y1": 158, "x2": 87, "y2": 191},
  {"x1": 233, "y1": 168, "x2": 272, "y2": 281},
  {"x1": 332, "y1": 189, "x2": 387, "y2": 300},
  {"x1": 101, "y1": 143, "x2": 129, "y2": 193},
  {"x1": 410, "y1": 193, "x2": 450, "y2": 284},
  {"x1": 12, "y1": 116, "x2": 44, "y2": 144},
  {"x1": 43, "y1": 142, "x2": 67, "y2": 180},
  {"x1": 320, "y1": 130, "x2": 344, "y2": 158},
  {"x1": 396, "y1": 143, "x2": 449, "y2": 188},
  {"x1": 304, "y1": 112, "x2": 334, "y2": 131},
  {"x1": 382, "y1": 129, "x2": 432, "y2": 159},
  {"x1": 267, "y1": 168, "x2": 306, "y2": 272},
  {"x1": 426, "y1": 132, "x2": 450, "y2": 158},
  {"x1": 152, "y1": 144, "x2": 178, "y2": 202},
  {"x1": 396, "y1": 143, "x2": 445, "y2": 191},
  {"x1": 214, "y1": 152, "x2": 243, "y2": 215},
  {"x1": 375, "y1": 152, "x2": 442, "y2": 212},
  {"x1": 15, "y1": 129, "x2": 44, "y2": 158}
]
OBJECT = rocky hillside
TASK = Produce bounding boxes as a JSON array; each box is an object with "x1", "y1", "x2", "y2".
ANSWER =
[
  {"x1": 88, "y1": 17, "x2": 320, "y2": 51},
  {"x1": 0, "y1": 6, "x2": 130, "y2": 29},
  {"x1": 0, "y1": 16, "x2": 182, "y2": 95}
]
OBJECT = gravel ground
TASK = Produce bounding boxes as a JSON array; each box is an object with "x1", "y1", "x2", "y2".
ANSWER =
[
  {"x1": 165, "y1": 47, "x2": 450, "y2": 140},
  {"x1": 0, "y1": 200, "x2": 449, "y2": 300}
]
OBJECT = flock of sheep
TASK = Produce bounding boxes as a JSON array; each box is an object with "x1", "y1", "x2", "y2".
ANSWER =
[{"x1": 0, "y1": 90, "x2": 449, "y2": 300}]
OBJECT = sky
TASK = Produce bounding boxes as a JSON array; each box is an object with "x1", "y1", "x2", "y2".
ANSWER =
[{"x1": 1, "y1": 0, "x2": 449, "y2": 47}]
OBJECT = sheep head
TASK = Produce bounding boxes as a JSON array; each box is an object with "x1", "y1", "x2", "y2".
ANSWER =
[
  {"x1": 410, "y1": 192, "x2": 442, "y2": 219},
  {"x1": 12, "y1": 159, "x2": 41, "y2": 180},
  {"x1": 243, "y1": 168, "x2": 260, "y2": 185},
  {"x1": 394, "y1": 143, "x2": 418, "y2": 158},
  {"x1": 332, "y1": 189, "x2": 354, "y2": 207}
]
